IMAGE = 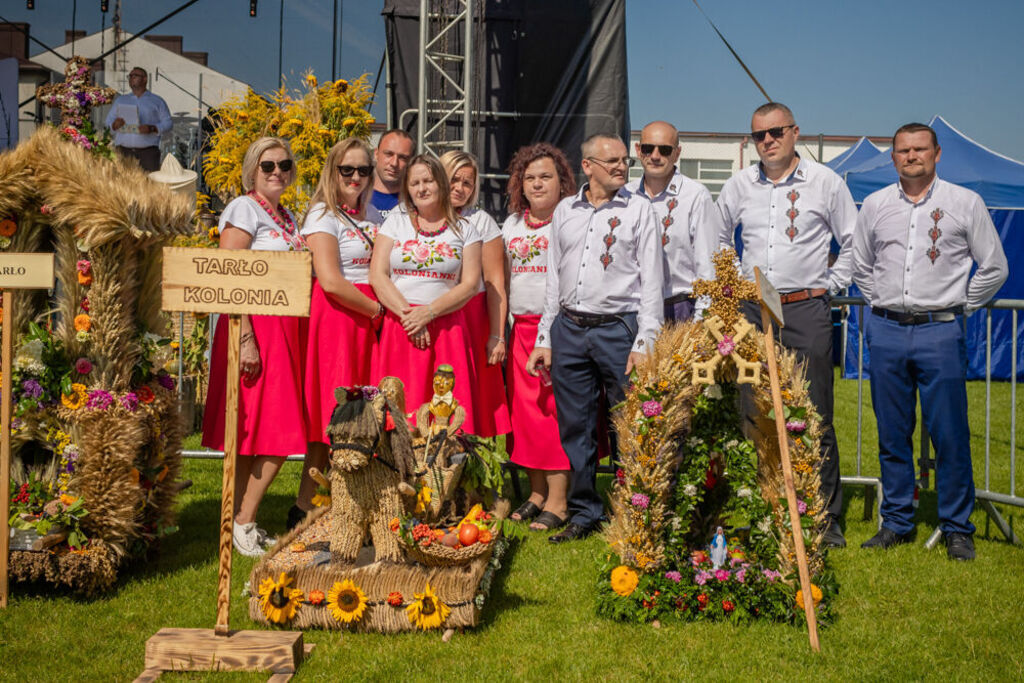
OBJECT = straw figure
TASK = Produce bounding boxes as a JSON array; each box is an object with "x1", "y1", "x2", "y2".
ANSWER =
[
  {"x1": 325, "y1": 377, "x2": 418, "y2": 563},
  {"x1": 411, "y1": 365, "x2": 469, "y2": 521}
]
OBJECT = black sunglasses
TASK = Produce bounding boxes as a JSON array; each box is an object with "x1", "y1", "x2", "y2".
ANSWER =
[
  {"x1": 751, "y1": 124, "x2": 795, "y2": 143},
  {"x1": 337, "y1": 165, "x2": 373, "y2": 178},
  {"x1": 639, "y1": 143, "x2": 675, "y2": 157},
  {"x1": 259, "y1": 159, "x2": 294, "y2": 173}
]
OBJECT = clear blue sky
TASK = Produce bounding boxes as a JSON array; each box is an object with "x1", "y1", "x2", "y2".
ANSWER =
[{"x1": 7, "y1": 0, "x2": 1024, "y2": 159}]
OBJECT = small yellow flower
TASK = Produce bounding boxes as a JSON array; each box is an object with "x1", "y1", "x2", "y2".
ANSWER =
[
  {"x1": 288, "y1": 118, "x2": 304, "y2": 126},
  {"x1": 406, "y1": 583, "x2": 449, "y2": 630},
  {"x1": 610, "y1": 565, "x2": 639, "y2": 596},
  {"x1": 414, "y1": 484, "x2": 433, "y2": 515},
  {"x1": 796, "y1": 583, "x2": 823, "y2": 610},
  {"x1": 61, "y1": 383, "x2": 88, "y2": 411},
  {"x1": 328, "y1": 579, "x2": 368, "y2": 624},
  {"x1": 258, "y1": 572, "x2": 304, "y2": 624},
  {"x1": 60, "y1": 494, "x2": 78, "y2": 506},
  {"x1": 311, "y1": 492, "x2": 331, "y2": 507},
  {"x1": 342, "y1": 117, "x2": 357, "y2": 128}
]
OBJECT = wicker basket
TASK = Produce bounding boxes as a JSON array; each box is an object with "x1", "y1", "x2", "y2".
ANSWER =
[{"x1": 402, "y1": 533, "x2": 497, "y2": 567}]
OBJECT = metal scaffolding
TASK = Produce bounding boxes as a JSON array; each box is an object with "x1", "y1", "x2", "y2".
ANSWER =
[{"x1": 416, "y1": 0, "x2": 476, "y2": 157}]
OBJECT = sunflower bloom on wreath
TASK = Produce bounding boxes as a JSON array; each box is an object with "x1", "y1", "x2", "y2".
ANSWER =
[
  {"x1": 406, "y1": 583, "x2": 450, "y2": 630},
  {"x1": 258, "y1": 572, "x2": 304, "y2": 624},
  {"x1": 327, "y1": 579, "x2": 368, "y2": 624}
]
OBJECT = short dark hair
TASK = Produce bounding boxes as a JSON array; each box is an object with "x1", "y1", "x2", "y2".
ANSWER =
[
  {"x1": 892, "y1": 122, "x2": 937, "y2": 149},
  {"x1": 378, "y1": 128, "x2": 415, "y2": 153},
  {"x1": 505, "y1": 143, "x2": 577, "y2": 215},
  {"x1": 129, "y1": 66, "x2": 147, "y2": 78},
  {"x1": 752, "y1": 101, "x2": 794, "y2": 123}
]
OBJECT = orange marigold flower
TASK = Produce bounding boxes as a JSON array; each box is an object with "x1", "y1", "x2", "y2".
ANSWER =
[
  {"x1": 389, "y1": 518, "x2": 400, "y2": 532},
  {"x1": 137, "y1": 386, "x2": 155, "y2": 404},
  {"x1": 0, "y1": 218, "x2": 16, "y2": 237},
  {"x1": 387, "y1": 591, "x2": 403, "y2": 606},
  {"x1": 796, "y1": 583, "x2": 824, "y2": 610},
  {"x1": 307, "y1": 589, "x2": 325, "y2": 605},
  {"x1": 73, "y1": 314, "x2": 91, "y2": 331},
  {"x1": 77, "y1": 271, "x2": 93, "y2": 286},
  {"x1": 478, "y1": 529, "x2": 492, "y2": 544}
]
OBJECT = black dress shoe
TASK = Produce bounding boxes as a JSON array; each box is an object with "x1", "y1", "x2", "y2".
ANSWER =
[
  {"x1": 286, "y1": 504, "x2": 307, "y2": 531},
  {"x1": 549, "y1": 522, "x2": 594, "y2": 544},
  {"x1": 860, "y1": 527, "x2": 915, "y2": 549},
  {"x1": 822, "y1": 520, "x2": 847, "y2": 548},
  {"x1": 945, "y1": 532, "x2": 975, "y2": 561}
]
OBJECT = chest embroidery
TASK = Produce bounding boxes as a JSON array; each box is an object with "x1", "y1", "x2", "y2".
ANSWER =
[
  {"x1": 398, "y1": 238, "x2": 459, "y2": 269},
  {"x1": 507, "y1": 234, "x2": 548, "y2": 265},
  {"x1": 661, "y1": 198, "x2": 678, "y2": 247},
  {"x1": 927, "y1": 208, "x2": 943, "y2": 264},
  {"x1": 600, "y1": 216, "x2": 621, "y2": 270},
  {"x1": 785, "y1": 189, "x2": 800, "y2": 242}
]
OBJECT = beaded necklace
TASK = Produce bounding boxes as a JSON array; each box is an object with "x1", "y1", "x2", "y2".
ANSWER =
[
  {"x1": 247, "y1": 191, "x2": 303, "y2": 249},
  {"x1": 340, "y1": 202, "x2": 360, "y2": 216},
  {"x1": 411, "y1": 210, "x2": 448, "y2": 237},
  {"x1": 523, "y1": 208, "x2": 552, "y2": 229}
]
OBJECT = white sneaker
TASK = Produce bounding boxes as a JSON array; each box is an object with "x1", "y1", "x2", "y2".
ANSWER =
[
  {"x1": 233, "y1": 521, "x2": 266, "y2": 557},
  {"x1": 254, "y1": 526, "x2": 276, "y2": 550}
]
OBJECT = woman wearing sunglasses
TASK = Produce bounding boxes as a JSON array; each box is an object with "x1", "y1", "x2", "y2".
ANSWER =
[
  {"x1": 439, "y1": 150, "x2": 510, "y2": 439},
  {"x1": 288, "y1": 138, "x2": 384, "y2": 529},
  {"x1": 369, "y1": 154, "x2": 483, "y2": 431},
  {"x1": 202, "y1": 137, "x2": 307, "y2": 557}
]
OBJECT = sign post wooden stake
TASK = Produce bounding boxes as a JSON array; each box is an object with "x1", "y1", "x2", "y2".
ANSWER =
[
  {"x1": 754, "y1": 267, "x2": 821, "y2": 653},
  {"x1": 0, "y1": 253, "x2": 56, "y2": 610}
]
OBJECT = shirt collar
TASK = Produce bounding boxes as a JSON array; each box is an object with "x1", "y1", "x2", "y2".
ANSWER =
[
  {"x1": 896, "y1": 175, "x2": 941, "y2": 205},
  {"x1": 572, "y1": 183, "x2": 631, "y2": 209},
  {"x1": 637, "y1": 171, "x2": 684, "y2": 199},
  {"x1": 753, "y1": 154, "x2": 806, "y2": 184}
]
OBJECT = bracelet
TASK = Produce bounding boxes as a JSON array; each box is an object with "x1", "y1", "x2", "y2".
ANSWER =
[
  {"x1": 488, "y1": 335, "x2": 505, "y2": 343},
  {"x1": 370, "y1": 302, "x2": 384, "y2": 322},
  {"x1": 427, "y1": 305, "x2": 436, "y2": 321}
]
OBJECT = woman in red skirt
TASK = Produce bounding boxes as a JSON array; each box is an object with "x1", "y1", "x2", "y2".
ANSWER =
[
  {"x1": 369, "y1": 155, "x2": 483, "y2": 431},
  {"x1": 439, "y1": 150, "x2": 511, "y2": 438},
  {"x1": 290, "y1": 138, "x2": 384, "y2": 529},
  {"x1": 503, "y1": 144, "x2": 578, "y2": 530},
  {"x1": 202, "y1": 137, "x2": 307, "y2": 557}
]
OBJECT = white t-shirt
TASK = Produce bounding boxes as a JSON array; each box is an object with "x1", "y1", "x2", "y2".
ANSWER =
[
  {"x1": 300, "y1": 202, "x2": 377, "y2": 285},
  {"x1": 503, "y1": 213, "x2": 550, "y2": 316},
  {"x1": 462, "y1": 207, "x2": 500, "y2": 294},
  {"x1": 219, "y1": 195, "x2": 305, "y2": 252},
  {"x1": 378, "y1": 211, "x2": 480, "y2": 304}
]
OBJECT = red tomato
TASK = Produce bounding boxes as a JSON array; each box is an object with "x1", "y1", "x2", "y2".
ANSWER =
[{"x1": 458, "y1": 524, "x2": 479, "y2": 546}]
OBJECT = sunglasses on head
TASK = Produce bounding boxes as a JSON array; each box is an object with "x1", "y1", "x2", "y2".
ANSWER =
[
  {"x1": 639, "y1": 143, "x2": 675, "y2": 157},
  {"x1": 337, "y1": 165, "x2": 373, "y2": 178},
  {"x1": 751, "y1": 124, "x2": 795, "y2": 143},
  {"x1": 259, "y1": 159, "x2": 293, "y2": 173}
]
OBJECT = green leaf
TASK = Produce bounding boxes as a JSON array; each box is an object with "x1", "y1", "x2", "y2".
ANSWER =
[{"x1": 61, "y1": 374, "x2": 73, "y2": 396}]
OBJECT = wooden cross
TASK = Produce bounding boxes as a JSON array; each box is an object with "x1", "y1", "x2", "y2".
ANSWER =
[{"x1": 36, "y1": 56, "x2": 115, "y2": 129}]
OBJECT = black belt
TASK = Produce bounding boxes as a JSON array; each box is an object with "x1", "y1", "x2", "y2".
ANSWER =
[
  {"x1": 871, "y1": 306, "x2": 963, "y2": 325},
  {"x1": 560, "y1": 307, "x2": 624, "y2": 327},
  {"x1": 664, "y1": 292, "x2": 694, "y2": 306}
]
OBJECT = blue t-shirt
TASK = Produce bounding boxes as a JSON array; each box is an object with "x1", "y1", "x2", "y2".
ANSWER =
[{"x1": 367, "y1": 190, "x2": 400, "y2": 224}]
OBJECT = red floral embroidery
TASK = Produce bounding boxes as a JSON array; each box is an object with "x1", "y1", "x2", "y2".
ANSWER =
[
  {"x1": 661, "y1": 197, "x2": 678, "y2": 246},
  {"x1": 927, "y1": 208, "x2": 943, "y2": 264},
  {"x1": 785, "y1": 189, "x2": 800, "y2": 242},
  {"x1": 600, "y1": 216, "x2": 621, "y2": 270}
]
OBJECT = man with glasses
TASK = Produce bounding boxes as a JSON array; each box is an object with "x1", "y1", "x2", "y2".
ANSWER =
[
  {"x1": 717, "y1": 102, "x2": 857, "y2": 548},
  {"x1": 627, "y1": 121, "x2": 723, "y2": 321},
  {"x1": 853, "y1": 123, "x2": 1007, "y2": 560},
  {"x1": 367, "y1": 129, "x2": 415, "y2": 223},
  {"x1": 527, "y1": 133, "x2": 663, "y2": 543},
  {"x1": 105, "y1": 66, "x2": 172, "y2": 172}
]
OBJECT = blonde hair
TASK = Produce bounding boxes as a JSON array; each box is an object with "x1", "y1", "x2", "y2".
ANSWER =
[
  {"x1": 399, "y1": 154, "x2": 462, "y2": 237},
  {"x1": 439, "y1": 149, "x2": 480, "y2": 210},
  {"x1": 241, "y1": 136, "x2": 296, "y2": 192},
  {"x1": 307, "y1": 138, "x2": 374, "y2": 222}
]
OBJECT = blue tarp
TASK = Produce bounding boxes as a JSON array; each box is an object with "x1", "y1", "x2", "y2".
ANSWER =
[
  {"x1": 842, "y1": 116, "x2": 1024, "y2": 380},
  {"x1": 827, "y1": 136, "x2": 884, "y2": 176}
]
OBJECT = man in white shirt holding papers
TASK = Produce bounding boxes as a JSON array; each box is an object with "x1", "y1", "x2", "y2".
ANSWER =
[{"x1": 104, "y1": 66, "x2": 172, "y2": 172}]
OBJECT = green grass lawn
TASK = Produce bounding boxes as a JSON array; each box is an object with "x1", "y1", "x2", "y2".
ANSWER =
[{"x1": 1, "y1": 373, "x2": 1022, "y2": 681}]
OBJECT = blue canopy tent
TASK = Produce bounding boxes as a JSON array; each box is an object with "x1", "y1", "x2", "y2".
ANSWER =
[
  {"x1": 827, "y1": 136, "x2": 885, "y2": 175},
  {"x1": 842, "y1": 116, "x2": 1024, "y2": 380}
]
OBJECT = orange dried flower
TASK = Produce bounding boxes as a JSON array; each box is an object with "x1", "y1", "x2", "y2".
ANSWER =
[
  {"x1": 77, "y1": 271, "x2": 93, "y2": 286},
  {"x1": 389, "y1": 518, "x2": 400, "y2": 532},
  {"x1": 387, "y1": 591, "x2": 403, "y2": 606},
  {"x1": 307, "y1": 589, "x2": 325, "y2": 605},
  {"x1": 137, "y1": 386, "x2": 155, "y2": 404},
  {"x1": 73, "y1": 314, "x2": 91, "y2": 331},
  {"x1": 0, "y1": 218, "x2": 16, "y2": 237},
  {"x1": 478, "y1": 529, "x2": 492, "y2": 544}
]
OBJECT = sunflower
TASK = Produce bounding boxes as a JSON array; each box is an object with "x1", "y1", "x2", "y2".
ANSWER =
[
  {"x1": 610, "y1": 565, "x2": 639, "y2": 597},
  {"x1": 258, "y1": 572, "x2": 304, "y2": 624},
  {"x1": 795, "y1": 583, "x2": 823, "y2": 610},
  {"x1": 311, "y1": 485, "x2": 331, "y2": 507},
  {"x1": 73, "y1": 314, "x2": 91, "y2": 332},
  {"x1": 61, "y1": 383, "x2": 88, "y2": 410},
  {"x1": 406, "y1": 583, "x2": 450, "y2": 630},
  {"x1": 414, "y1": 484, "x2": 433, "y2": 515},
  {"x1": 327, "y1": 579, "x2": 368, "y2": 624}
]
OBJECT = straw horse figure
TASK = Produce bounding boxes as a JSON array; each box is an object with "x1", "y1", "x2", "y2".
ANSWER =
[{"x1": 325, "y1": 377, "x2": 416, "y2": 563}]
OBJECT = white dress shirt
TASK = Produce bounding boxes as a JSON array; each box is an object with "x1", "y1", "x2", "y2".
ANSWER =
[
  {"x1": 104, "y1": 90, "x2": 172, "y2": 148},
  {"x1": 716, "y1": 157, "x2": 856, "y2": 293},
  {"x1": 852, "y1": 176, "x2": 1008, "y2": 313},
  {"x1": 535, "y1": 184, "x2": 664, "y2": 353},
  {"x1": 503, "y1": 213, "x2": 550, "y2": 316},
  {"x1": 627, "y1": 170, "x2": 722, "y2": 297},
  {"x1": 300, "y1": 203, "x2": 377, "y2": 284}
]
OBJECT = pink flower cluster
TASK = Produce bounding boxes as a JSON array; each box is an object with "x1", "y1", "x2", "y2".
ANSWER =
[
  {"x1": 717, "y1": 335, "x2": 736, "y2": 356},
  {"x1": 630, "y1": 493, "x2": 649, "y2": 510},
  {"x1": 786, "y1": 419, "x2": 807, "y2": 433},
  {"x1": 641, "y1": 400, "x2": 662, "y2": 417}
]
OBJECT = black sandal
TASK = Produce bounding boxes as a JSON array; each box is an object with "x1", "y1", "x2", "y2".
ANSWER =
[
  {"x1": 530, "y1": 511, "x2": 568, "y2": 531},
  {"x1": 510, "y1": 500, "x2": 542, "y2": 522}
]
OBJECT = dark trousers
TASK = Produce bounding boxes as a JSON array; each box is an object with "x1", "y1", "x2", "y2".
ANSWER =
[
  {"x1": 866, "y1": 315, "x2": 974, "y2": 535},
  {"x1": 550, "y1": 311, "x2": 637, "y2": 527},
  {"x1": 664, "y1": 295, "x2": 696, "y2": 323},
  {"x1": 743, "y1": 297, "x2": 843, "y2": 521},
  {"x1": 116, "y1": 145, "x2": 161, "y2": 172}
]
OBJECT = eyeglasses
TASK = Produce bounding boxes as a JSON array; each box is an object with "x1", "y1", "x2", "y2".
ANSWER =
[
  {"x1": 639, "y1": 143, "x2": 675, "y2": 157},
  {"x1": 337, "y1": 165, "x2": 373, "y2": 178},
  {"x1": 259, "y1": 159, "x2": 293, "y2": 173},
  {"x1": 751, "y1": 124, "x2": 795, "y2": 143},
  {"x1": 587, "y1": 156, "x2": 635, "y2": 170}
]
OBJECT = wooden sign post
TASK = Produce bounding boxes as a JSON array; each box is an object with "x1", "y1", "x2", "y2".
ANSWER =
[
  {"x1": 0, "y1": 253, "x2": 56, "y2": 609},
  {"x1": 141, "y1": 247, "x2": 312, "y2": 679},
  {"x1": 754, "y1": 267, "x2": 821, "y2": 653}
]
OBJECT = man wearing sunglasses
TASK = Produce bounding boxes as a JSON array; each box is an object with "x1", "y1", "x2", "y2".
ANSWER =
[
  {"x1": 105, "y1": 66, "x2": 172, "y2": 172},
  {"x1": 627, "y1": 121, "x2": 723, "y2": 321},
  {"x1": 717, "y1": 102, "x2": 857, "y2": 549},
  {"x1": 367, "y1": 129, "x2": 416, "y2": 224},
  {"x1": 527, "y1": 133, "x2": 663, "y2": 543}
]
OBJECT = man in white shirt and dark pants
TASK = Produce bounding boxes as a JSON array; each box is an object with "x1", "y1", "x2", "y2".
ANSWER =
[
  {"x1": 528, "y1": 133, "x2": 663, "y2": 543},
  {"x1": 104, "y1": 66, "x2": 172, "y2": 172},
  {"x1": 853, "y1": 122, "x2": 1007, "y2": 560},
  {"x1": 717, "y1": 102, "x2": 856, "y2": 548}
]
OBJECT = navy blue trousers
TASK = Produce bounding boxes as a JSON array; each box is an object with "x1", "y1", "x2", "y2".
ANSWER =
[
  {"x1": 664, "y1": 296, "x2": 696, "y2": 323},
  {"x1": 550, "y1": 311, "x2": 636, "y2": 528},
  {"x1": 866, "y1": 314, "x2": 975, "y2": 535}
]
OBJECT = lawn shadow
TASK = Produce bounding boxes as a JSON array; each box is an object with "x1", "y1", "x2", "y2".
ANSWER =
[{"x1": 475, "y1": 538, "x2": 541, "y2": 632}]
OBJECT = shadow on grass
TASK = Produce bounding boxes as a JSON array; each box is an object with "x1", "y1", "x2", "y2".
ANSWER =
[{"x1": 475, "y1": 538, "x2": 541, "y2": 632}]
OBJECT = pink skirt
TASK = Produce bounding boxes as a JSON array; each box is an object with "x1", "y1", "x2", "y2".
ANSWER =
[
  {"x1": 373, "y1": 306, "x2": 480, "y2": 433},
  {"x1": 507, "y1": 314, "x2": 570, "y2": 470},
  {"x1": 462, "y1": 292, "x2": 511, "y2": 437},
  {"x1": 304, "y1": 281, "x2": 379, "y2": 443},
  {"x1": 202, "y1": 313, "x2": 307, "y2": 456}
]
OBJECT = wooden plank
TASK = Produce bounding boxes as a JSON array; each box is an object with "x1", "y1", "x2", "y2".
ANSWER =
[
  {"x1": 0, "y1": 253, "x2": 55, "y2": 290},
  {"x1": 1, "y1": 290, "x2": 11, "y2": 608},
  {"x1": 754, "y1": 266, "x2": 785, "y2": 328},
  {"x1": 132, "y1": 669, "x2": 162, "y2": 683},
  {"x1": 161, "y1": 247, "x2": 311, "y2": 317},
  {"x1": 144, "y1": 628, "x2": 304, "y2": 673},
  {"x1": 215, "y1": 315, "x2": 241, "y2": 636}
]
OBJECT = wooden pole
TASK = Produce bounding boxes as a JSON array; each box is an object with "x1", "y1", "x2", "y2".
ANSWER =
[
  {"x1": 215, "y1": 314, "x2": 241, "y2": 635},
  {"x1": 1, "y1": 290, "x2": 12, "y2": 609}
]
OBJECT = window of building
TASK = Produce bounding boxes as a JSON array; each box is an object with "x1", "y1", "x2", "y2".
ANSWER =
[{"x1": 678, "y1": 158, "x2": 734, "y2": 199}]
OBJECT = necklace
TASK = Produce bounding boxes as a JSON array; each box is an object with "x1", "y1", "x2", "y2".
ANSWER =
[
  {"x1": 523, "y1": 208, "x2": 552, "y2": 229},
  {"x1": 412, "y1": 210, "x2": 448, "y2": 237},
  {"x1": 248, "y1": 191, "x2": 304, "y2": 249},
  {"x1": 340, "y1": 202, "x2": 360, "y2": 216}
]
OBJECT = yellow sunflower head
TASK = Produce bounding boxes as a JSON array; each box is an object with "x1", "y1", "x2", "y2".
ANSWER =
[
  {"x1": 327, "y1": 579, "x2": 368, "y2": 624},
  {"x1": 258, "y1": 572, "x2": 303, "y2": 624},
  {"x1": 406, "y1": 582, "x2": 450, "y2": 631},
  {"x1": 795, "y1": 583, "x2": 823, "y2": 610},
  {"x1": 610, "y1": 565, "x2": 639, "y2": 597},
  {"x1": 61, "y1": 383, "x2": 88, "y2": 410}
]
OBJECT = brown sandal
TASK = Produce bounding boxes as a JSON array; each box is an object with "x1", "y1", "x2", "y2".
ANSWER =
[
  {"x1": 510, "y1": 500, "x2": 542, "y2": 522},
  {"x1": 530, "y1": 511, "x2": 568, "y2": 531}
]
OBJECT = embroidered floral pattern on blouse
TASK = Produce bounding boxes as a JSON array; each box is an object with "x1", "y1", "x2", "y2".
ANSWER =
[
  {"x1": 927, "y1": 208, "x2": 943, "y2": 264},
  {"x1": 398, "y1": 238, "x2": 460, "y2": 269},
  {"x1": 785, "y1": 189, "x2": 800, "y2": 242},
  {"x1": 661, "y1": 197, "x2": 678, "y2": 246},
  {"x1": 600, "y1": 215, "x2": 621, "y2": 270},
  {"x1": 507, "y1": 234, "x2": 549, "y2": 265},
  {"x1": 344, "y1": 224, "x2": 378, "y2": 251}
]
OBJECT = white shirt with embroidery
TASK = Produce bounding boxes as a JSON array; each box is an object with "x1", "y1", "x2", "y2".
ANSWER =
[
  {"x1": 300, "y1": 202, "x2": 378, "y2": 285},
  {"x1": 219, "y1": 195, "x2": 305, "y2": 252},
  {"x1": 503, "y1": 213, "x2": 551, "y2": 316},
  {"x1": 627, "y1": 170, "x2": 723, "y2": 297},
  {"x1": 535, "y1": 185, "x2": 664, "y2": 353},
  {"x1": 716, "y1": 157, "x2": 856, "y2": 293},
  {"x1": 852, "y1": 177, "x2": 1008, "y2": 314},
  {"x1": 378, "y1": 210, "x2": 479, "y2": 305},
  {"x1": 462, "y1": 207, "x2": 501, "y2": 294}
]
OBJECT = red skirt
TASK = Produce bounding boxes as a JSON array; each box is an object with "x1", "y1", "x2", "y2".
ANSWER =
[
  {"x1": 202, "y1": 313, "x2": 307, "y2": 456},
  {"x1": 507, "y1": 314, "x2": 570, "y2": 470},
  {"x1": 304, "y1": 281, "x2": 379, "y2": 443},
  {"x1": 462, "y1": 292, "x2": 511, "y2": 437},
  {"x1": 373, "y1": 305, "x2": 484, "y2": 433}
]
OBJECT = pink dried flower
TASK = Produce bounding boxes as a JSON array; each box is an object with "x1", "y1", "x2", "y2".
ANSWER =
[
  {"x1": 630, "y1": 493, "x2": 650, "y2": 510},
  {"x1": 641, "y1": 400, "x2": 662, "y2": 417},
  {"x1": 715, "y1": 569, "x2": 730, "y2": 582},
  {"x1": 717, "y1": 335, "x2": 736, "y2": 356},
  {"x1": 797, "y1": 499, "x2": 808, "y2": 514},
  {"x1": 786, "y1": 419, "x2": 807, "y2": 433},
  {"x1": 76, "y1": 259, "x2": 91, "y2": 274},
  {"x1": 75, "y1": 357, "x2": 92, "y2": 374},
  {"x1": 664, "y1": 571, "x2": 682, "y2": 583}
]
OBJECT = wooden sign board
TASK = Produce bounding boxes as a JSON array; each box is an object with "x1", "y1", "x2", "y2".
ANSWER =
[
  {"x1": 754, "y1": 266, "x2": 784, "y2": 328},
  {"x1": 161, "y1": 247, "x2": 311, "y2": 317},
  {"x1": 0, "y1": 253, "x2": 55, "y2": 289}
]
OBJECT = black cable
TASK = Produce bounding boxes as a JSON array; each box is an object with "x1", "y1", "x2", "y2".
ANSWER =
[{"x1": 690, "y1": 0, "x2": 772, "y2": 102}]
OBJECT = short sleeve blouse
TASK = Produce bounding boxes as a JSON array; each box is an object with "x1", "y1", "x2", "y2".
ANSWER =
[
  {"x1": 503, "y1": 212, "x2": 551, "y2": 316},
  {"x1": 378, "y1": 210, "x2": 476, "y2": 305},
  {"x1": 219, "y1": 195, "x2": 305, "y2": 252},
  {"x1": 300, "y1": 202, "x2": 377, "y2": 285}
]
